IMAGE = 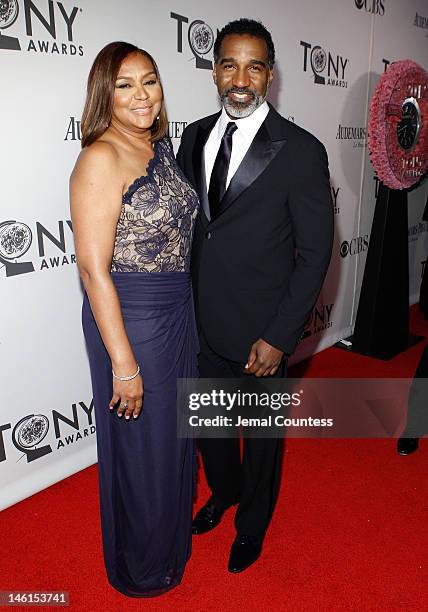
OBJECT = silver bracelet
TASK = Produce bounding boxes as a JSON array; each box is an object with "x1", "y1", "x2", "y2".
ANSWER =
[{"x1": 112, "y1": 364, "x2": 140, "y2": 381}]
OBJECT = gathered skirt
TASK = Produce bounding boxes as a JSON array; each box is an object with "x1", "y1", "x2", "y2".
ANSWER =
[{"x1": 82, "y1": 271, "x2": 198, "y2": 597}]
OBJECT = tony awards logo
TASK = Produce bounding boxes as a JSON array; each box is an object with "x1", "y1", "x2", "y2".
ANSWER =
[
  {"x1": 0, "y1": 400, "x2": 95, "y2": 464},
  {"x1": 171, "y1": 11, "x2": 215, "y2": 70},
  {"x1": 300, "y1": 41, "x2": 349, "y2": 88},
  {"x1": 12, "y1": 414, "x2": 52, "y2": 463},
  {"x1": 0, "y1": 0, "x2": 84, "y2": 56},
  {"x1": 0, "y1": 220, "x2": 34, "y2": 275},
  {"x1": 0, "y1": 218, "x2": 75, "y2": 277},
  {"x1": 188, "y1": 20, "x2": 214, "y2": 69},
  {"x1": 310, "y1": 46, "x2": 327, "y2": 85},
  {"x1": 0, "y1": 0, "x2": 20, "y2": 50}
]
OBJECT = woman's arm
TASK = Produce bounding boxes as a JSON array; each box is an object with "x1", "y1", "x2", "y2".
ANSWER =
[{"x1": 70, "y1": 142, "x2": 143, "y2": 420}]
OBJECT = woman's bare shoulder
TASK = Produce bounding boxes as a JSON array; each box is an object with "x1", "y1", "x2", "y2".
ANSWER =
[{"x1": 71, "y1": 139, "x2": 120, "y2": 182}]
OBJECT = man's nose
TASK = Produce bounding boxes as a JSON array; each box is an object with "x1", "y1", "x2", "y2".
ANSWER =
[{"x1": 232, "y1": 68, "x2": 250, "y2": 89}]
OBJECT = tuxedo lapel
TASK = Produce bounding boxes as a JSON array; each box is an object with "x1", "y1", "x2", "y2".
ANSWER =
[
  {"x1": 192, "y1": 114, "x2": 220, "y2": 224},
  {"x1": 211, "y1": 113, "x2": 287, "y2": 222}
]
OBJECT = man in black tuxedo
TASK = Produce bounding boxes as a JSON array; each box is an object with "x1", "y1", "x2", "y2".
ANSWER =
[
  {"x1": 398, "y1": 195, "x2": 428, "y2": 455},
  {"x1": 177, "y1": 18, "x2": 334, "y2": 573},
  {"x1": 397, "y1": 342, "x2": 428, "y2": 455}
]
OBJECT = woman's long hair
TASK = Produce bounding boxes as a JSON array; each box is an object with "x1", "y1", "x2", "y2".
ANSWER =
[{"x1": 81, "y1": 41, "x2": 168, "y2": 148}]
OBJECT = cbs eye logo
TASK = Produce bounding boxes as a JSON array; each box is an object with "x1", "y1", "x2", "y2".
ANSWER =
[
  {"x1": 354, "y1": 0, "x2": 385, "y2": 16},
  {"x1": 340, "y1": 236, "x2": 369, "y2": 258}
]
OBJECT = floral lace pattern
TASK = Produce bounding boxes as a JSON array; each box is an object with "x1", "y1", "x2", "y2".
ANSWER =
[{"x1": 111, "y1": 138, "x2": 199, "y2": 273}]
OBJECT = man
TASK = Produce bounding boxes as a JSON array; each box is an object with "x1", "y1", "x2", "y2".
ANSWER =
[
  {"x1": 397, "y1": 342, "x2": 428, "y2": 455},
  {"x1": 177, "y1": 18, "x2": 334, "y2": 573},
  {"x1": 398, "y1": 199, "x2": 428, "y2": 456}
]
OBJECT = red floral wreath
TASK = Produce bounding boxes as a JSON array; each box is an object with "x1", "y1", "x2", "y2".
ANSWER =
[{"x1": 368, "y1": 59, "x2": 428, "y2": 190}]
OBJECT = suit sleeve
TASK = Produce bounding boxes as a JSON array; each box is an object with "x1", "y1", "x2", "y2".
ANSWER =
[
  {"x1": 176, "y1": 125, "x2": 190, "y2": 175},
  {"x1": 261, "y1": 140, "x2": 334, "y2": 356}
]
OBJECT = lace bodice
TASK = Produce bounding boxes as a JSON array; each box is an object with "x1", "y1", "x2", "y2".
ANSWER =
[{"x1": 111, "y1": 138, "x2": 199, "y2": 273}]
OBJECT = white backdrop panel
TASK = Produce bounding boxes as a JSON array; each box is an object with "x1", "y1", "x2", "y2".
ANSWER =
[{"x1": 1, "y1": 0, "x2": 427, "y2": 509}]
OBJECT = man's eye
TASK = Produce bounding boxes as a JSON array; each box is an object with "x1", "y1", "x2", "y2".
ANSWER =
[
  {"x1": 250, "y1": 65, "x2": 261, "y2": 72},
  {"x1": 223, "y1": 64, "x2": 234, "y2": 70}
]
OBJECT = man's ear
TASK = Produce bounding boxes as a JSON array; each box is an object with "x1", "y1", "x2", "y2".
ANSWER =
[
  {"x1": 265, "y1": 68, "x2": 273, "y2": 96},
  {"x1": 213, "y1": 63, "x2": 217, "y2": 84}
]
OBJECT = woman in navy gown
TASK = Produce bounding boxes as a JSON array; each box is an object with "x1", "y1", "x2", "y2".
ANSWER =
[{"x1": 70, "y1": 42, "x2": 199, "y2": 597}]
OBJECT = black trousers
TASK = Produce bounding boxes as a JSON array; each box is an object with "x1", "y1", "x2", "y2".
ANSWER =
[
  {"x1": 419, "y1": 262, "x2": 428, "y2": 320},
  {"x1": 197, "y1": 331, "x2": 286, "y2": 539},
  {"x1": 402, "y1": 342, "x2": 428, "y2": 437}
]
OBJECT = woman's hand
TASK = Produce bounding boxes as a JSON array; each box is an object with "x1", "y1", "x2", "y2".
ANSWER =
[{"x1": 110, "y1": 374, "x2": 144, "y2": 420}]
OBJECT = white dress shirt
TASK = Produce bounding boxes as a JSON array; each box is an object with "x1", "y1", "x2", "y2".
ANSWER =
[{"x1": 204, "y1": 101, "x2": 270, "y2": 191}]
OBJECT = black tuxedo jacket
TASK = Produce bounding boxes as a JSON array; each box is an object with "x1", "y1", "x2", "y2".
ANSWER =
[{"x1": 177, "y1": 104, "x2": 334, "y2": 362}]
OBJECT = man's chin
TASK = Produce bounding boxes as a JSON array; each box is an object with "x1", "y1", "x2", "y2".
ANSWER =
[{"x1": 223, "y1": 100, "x2": 257, "y2": 119}]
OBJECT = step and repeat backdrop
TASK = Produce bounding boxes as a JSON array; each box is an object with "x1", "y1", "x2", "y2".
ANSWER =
[{"x1": 1, "y1": 0, "x2": 427, "y2": 509}]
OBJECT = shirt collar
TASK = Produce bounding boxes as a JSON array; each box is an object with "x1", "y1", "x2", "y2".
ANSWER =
[{"x1": 217, "y1": 100, "x2": 270, "y2": 138}]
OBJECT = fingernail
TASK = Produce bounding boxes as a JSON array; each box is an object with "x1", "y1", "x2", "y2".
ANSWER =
[
  {"x1": 109, "y1": 406, "x2": 113, "y2": 410},
  {"x1": 133, "y1": 414, "x2": 138, "y2": 419},
  {"x1": 125, "y1": 415, "x2": 130, "y2": 420},
  {"x1": 118, "y1": 413, "x2": 123, "y2": 418}
]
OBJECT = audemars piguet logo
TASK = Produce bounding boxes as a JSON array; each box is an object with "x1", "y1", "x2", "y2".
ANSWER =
[
  {"x1": 168, "y1": 121, "x2": 187, "y2": 139},
  {"x1": 336, "y1": 124, "x2": 367, "y2": 148},
  {"x1": 414, "y1": 12, "x2": 428, "y2": 35},
  {"x1": 64, "y1": 116, "x2": 81, "y2": 141},
  {"x1": 300, "y1": 41, "x2": 349, "y2": 88},
  {"x1": 64, "y1": 116, "x2": 189, "y2": 142},
  {"x1": 0, "y1": 0, "x2": 84, "y2": 55},
  {"x1": 408, "y1": 221, "x2": 427, "y2": 243}
]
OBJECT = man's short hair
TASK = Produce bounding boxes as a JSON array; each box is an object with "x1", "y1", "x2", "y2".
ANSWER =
[{"x1": 213, "y1": 18, "x2": 275, "y2": 68}]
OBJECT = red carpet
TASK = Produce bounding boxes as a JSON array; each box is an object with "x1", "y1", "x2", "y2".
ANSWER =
[{"x1": 1, "y1": 306, "x2": 427, "y2": 611}]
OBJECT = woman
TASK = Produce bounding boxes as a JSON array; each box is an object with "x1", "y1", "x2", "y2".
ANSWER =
[{"x1": 70, "y1": 42, "x2": 199, "y2": 597}]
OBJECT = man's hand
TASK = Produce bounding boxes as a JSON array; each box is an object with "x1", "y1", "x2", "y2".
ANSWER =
[{"x1": 244, "y1": 339, "x2": 284, "y2": 377}]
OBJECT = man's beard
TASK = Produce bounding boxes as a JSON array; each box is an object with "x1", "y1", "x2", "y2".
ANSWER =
[{"x1": 220, "y1": 87, "x2": 266, "y2": 119}]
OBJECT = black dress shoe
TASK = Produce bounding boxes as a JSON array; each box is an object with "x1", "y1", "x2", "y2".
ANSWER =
[
  {"x1": 397, "y1": 437, "x2": 419, "y2": 455},
  {"x1": 228, "y1": 535, "x2": 263, "y2": 573},
  {"x1": 192, "y1": 496, "x2": 228, "y2": 535}
]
